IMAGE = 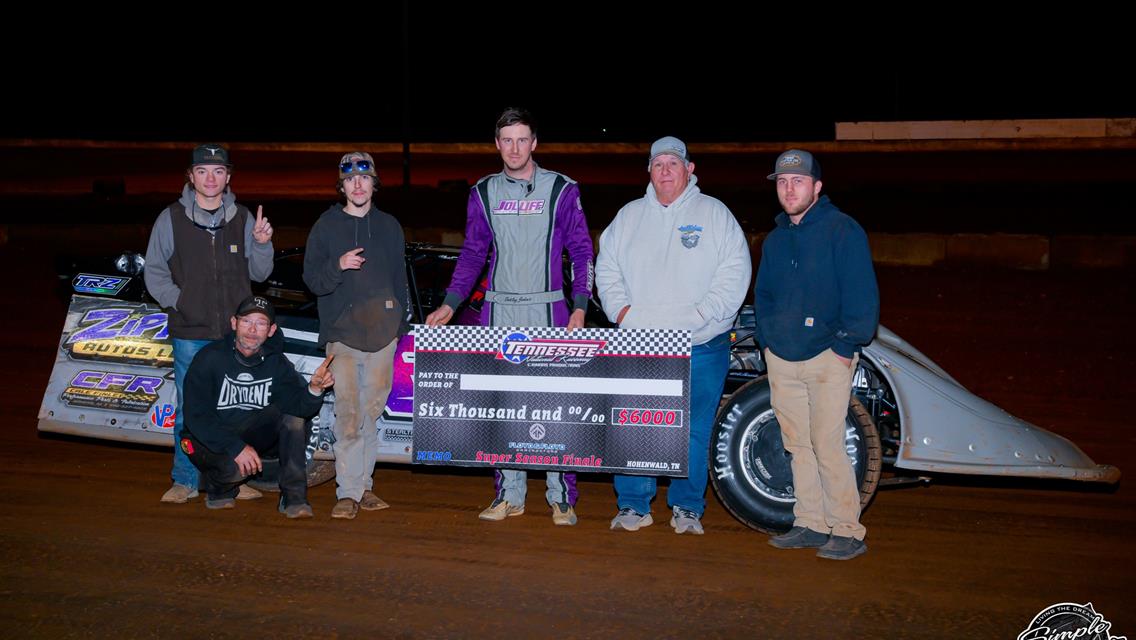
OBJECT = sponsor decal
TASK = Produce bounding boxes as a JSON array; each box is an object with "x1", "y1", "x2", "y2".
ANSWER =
[
  {"x1": 1018, "y1": 602, "x2": 1125, "y2": 640},
  {"x1": 60, "y1": 370, "x2": 164, "y2": 413},
  {"x1": 678, "y1": 224, "x2": 702, "y2": 249},
  {"x1": 68, "y1": 339, "x2": 173, "y2": 368},
  {"x1": 68, "y1": 308, "x2": 168, "y2": 343},
  {"x1": 384, "y1": 335, "x2": 416, "y2": 418},
  {"x1": 382, "y1": 427, "x2": 413, "y2": 443},
  {"x1": 150, "y1": 403, "x2": 176, "y2": 429},
  {"x1": 491, "y1": 199, "x2": 546, "y2": 215},
  {"x1": 528, "y1": 423, "x2": 546, "y2": 440},
  {"x1": 216, "y1": 374, "x2": 273, "y2": 411},
  {"x1": 497, "y1": 332, "x2": 606, "y2": 365},
  {"x1": 73, "y1": 274, "x2": 130, "y2": 296},
  {"x1": 65, "y1": 307, "x2": 171, "y2": 367},
  {"x1": 415, "y1": 450, "x2": 453, "y2": 461}
]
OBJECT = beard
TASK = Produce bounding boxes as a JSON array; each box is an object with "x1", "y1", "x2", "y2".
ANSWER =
[{"x1": 781, "y1": 192, "x2": 815, "y2": 216}]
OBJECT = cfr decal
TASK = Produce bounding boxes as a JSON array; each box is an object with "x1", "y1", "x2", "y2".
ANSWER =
[{"x1": 60, "y1": 370, "x2": 164, "y2": 413}]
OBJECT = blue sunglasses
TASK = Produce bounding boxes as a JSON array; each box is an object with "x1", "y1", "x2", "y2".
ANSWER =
[{"x1": 340, "y1": 160, "x2": 373, "y2": 174}]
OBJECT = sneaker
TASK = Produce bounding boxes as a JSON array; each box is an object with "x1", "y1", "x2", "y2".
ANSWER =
[
  {"x1": 669, "y1": 506, "x2": 704, "y2": 535},
  {"x1": 817, "y1": 535, "x2": 867, "y2": 560},
  {"x1": 479, "y1": 499, "x2": 524, "y2": 521},
  {"x1": 551, "y1": 502, "x2": 577, "y2": 526},
  {"x1": 160, "y1": 484, "x2": 198, "y2": 504},
  {"x1": 768, "y1": 526, "x2": 830, "y2": 549},
  {"x1": 205, "y1": 497, "x2": 235, "y2": 510},
  {"x1": 610, "y1": 507, "x2": 653, "y2": 531},
  {"x1": 237, "y1": 484, "x2": 263, "y2": 500},
  {"x1": 359, "y1": 490, "x2": 390, "y2": 511},
  {"x1": 279, "y1": 500, "x2": 314, "y2": 519},
  {"x1": 331, "y1": 498, "x2": 359, "y2": 520}
]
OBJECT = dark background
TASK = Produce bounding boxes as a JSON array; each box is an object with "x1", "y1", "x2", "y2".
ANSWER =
[
  {"x1": 5, "y1": 10, "x2": 1131, "y2": 144},
  {"x1": 2, "y1": 12, "x2": 1133, "y2": 241}
]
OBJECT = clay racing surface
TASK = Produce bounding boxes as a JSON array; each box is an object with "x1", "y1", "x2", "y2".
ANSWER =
[{"x1": 1, "y1": 242, "x2": 1131, "y2": 638}]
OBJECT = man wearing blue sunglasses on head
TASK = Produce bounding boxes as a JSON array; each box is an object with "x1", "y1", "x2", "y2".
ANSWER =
[{"x1": 303, "y1": 152, "x2": 411, "y2": 520}]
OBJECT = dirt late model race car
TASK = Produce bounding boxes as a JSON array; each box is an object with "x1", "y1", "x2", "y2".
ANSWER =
[{"x1": 40, "y1": 245, "x2": 1120, "y2": 533}]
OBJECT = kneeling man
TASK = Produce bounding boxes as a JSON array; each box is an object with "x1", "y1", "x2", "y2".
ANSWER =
[{"x1": 181, "y1": 295, "x2": 334, "y2": 518}]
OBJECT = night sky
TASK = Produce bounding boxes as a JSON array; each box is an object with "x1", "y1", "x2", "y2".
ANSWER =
[{"x1": 7, "y1": 11, "x2": 1131, "y2": 144}]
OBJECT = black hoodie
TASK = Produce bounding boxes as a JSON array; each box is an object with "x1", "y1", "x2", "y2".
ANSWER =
[
  {"x1": 183, "y1": 330, "x2": 323, "y2": 457},
  {"x1": 302, "y1": 204, "x2": 410, "y2": 351}
]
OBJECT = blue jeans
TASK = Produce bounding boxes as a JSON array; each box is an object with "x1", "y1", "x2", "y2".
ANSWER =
[
  {"x1": 613, "y1": 332, "x2": 730, "y2": 517},
  {"x1": 172, "y1": 338, "x2": 211, "y2": 487}
]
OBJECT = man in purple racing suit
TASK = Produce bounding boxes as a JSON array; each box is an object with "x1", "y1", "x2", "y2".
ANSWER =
[{"x1": 425, "y1": 107, "x2": 594, "y2": 526}]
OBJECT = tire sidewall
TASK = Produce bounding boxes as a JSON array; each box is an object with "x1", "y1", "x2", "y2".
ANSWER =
[{"x1": 711, "y1": 377, "x2": 871, "y2": 533}]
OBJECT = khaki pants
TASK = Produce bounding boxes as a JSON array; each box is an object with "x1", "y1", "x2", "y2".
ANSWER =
[
  {"x1": 327, "y1": 338, "x2": 398, "y2": 502},
  {"x1": 765, "y1": 348, "x2": 866, "y2": 540}
]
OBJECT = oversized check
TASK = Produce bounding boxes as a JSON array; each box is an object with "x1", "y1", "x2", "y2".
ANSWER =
[{"x1": 411, "y1": 325, "x2": 691, "y2": 476}]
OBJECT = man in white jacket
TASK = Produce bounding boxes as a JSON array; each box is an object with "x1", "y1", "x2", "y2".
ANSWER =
[{"x1": 596, "y1": 136, "x2": 751, "y2": 534}]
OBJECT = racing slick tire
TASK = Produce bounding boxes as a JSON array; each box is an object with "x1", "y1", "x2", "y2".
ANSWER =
[{"x1": 710, "y1": 376, "x2": 882, "y2": 534}]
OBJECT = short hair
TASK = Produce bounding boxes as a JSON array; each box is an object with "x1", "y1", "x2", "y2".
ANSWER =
[
  {"x1": 336, "y1": 151, "x2": 380, "y2": 197},
  {"x1": 494, "y1": 107, "x2": 537, "y2": 139}
]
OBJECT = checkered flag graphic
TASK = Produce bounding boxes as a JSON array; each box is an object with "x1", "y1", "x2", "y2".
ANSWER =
[{"x1": 412, "y1": 325, "x2": 690, "y2": 356}]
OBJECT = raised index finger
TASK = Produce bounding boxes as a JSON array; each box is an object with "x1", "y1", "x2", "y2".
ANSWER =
[{"x1": 256, "y1": 205, "x2": 264, "y2": 223}]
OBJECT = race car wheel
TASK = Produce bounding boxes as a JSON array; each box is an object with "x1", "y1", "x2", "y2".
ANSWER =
[{"x1": 710, "y1": 376, "x2": 882, "y2": 534}]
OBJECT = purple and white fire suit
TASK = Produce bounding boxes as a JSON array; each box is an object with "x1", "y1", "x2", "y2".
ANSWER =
[{"x1": 442, "y1": 163, "x2": 594, "y2": 507}]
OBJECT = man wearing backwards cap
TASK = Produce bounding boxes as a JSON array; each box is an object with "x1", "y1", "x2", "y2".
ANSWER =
[
  {"x1": 756, "y1": 149, "x2": 879, "y2": 560},
  {"x1": 303, "y1": 152, "x2": 410, "y2": 520},
  {"x1": 145, "y1": 143, "x2": 275, "y2": 505},
  {"x1": 424, "y1": 107, "x2": 594, "y2": 527},
  {"x1": 596, "y1": 136, "x2": 751, "y2": 535},
  {"x1": 180, "y1": 296, "x2": 334, "y2": 518}
]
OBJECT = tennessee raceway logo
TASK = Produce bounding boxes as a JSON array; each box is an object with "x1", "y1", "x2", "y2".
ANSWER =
[
  {"x1": 1018, "y1": 602, "x2": 1126, "y2": 640},
  {"x1": 497, "y1": 332, "x2": 606, "y2": 366}
]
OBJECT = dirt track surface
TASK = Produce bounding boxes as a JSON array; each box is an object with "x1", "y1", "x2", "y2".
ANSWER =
[{"x1": 1, "y1": 241, "x2": 1133, "y2": 639}]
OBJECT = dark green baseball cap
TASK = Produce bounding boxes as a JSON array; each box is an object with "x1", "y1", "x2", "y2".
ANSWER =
[{"x1": 191, "y1": 143, "x2": 231, "y2": 167}]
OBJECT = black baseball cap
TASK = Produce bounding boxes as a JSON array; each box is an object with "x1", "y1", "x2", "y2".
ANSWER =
[{"x1": 234, "y1": 295, "x2": 275, "y2": 324}]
